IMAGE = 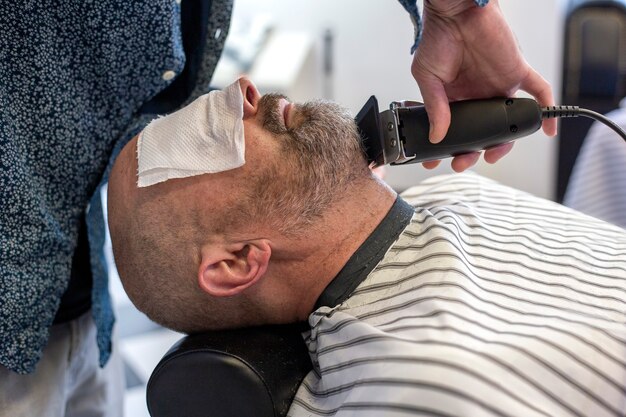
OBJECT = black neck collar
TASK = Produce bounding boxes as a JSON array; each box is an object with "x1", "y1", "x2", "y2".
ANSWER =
[{"x1": 314, "y1": 196, "x2": 415, "y2": 309}]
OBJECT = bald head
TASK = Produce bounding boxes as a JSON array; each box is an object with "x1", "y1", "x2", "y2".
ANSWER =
[{"x1": 107, "y1": 80, "x2": 374, "y2": 333}]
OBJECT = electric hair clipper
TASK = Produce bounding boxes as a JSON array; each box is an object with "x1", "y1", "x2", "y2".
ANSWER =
[{"x1": 355, "y1": 96, "x2": 544, "y2": 166}]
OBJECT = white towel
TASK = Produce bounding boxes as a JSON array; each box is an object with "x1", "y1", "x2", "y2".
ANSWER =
[{"x1": 136, "y1": 79, "x2": 245, "y2": 187}]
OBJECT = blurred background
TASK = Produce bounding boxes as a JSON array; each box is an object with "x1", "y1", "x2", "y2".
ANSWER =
[
  {"x1": 213, "y1": 0, "x2": 567, "y2": 199},
  {"x1": 106, "y1": 0, "x2": 626, "y2": 414}
]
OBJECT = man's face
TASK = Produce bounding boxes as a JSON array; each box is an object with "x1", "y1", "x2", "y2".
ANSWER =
[
  {"x1": 247, "y1": 79, "x2": 366, "y2": 175},
  {"x1": 106, "y1": 77, "x2": 369, "y2": 332},
  {"x1": 109, "y1": 77, "x2": 366, "y2": 234}
]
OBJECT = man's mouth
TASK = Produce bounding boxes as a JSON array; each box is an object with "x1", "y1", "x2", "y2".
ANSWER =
[{"x1": 278, "y1": 98, "x2": 292, "y2": 129}]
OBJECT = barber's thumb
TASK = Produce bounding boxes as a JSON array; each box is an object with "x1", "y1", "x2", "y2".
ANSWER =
[
  {"x1": 426, "y1": 102, "x2": 451, "y2": 144},
  {"x1": 413, "y1": 69, "x2": 451, "y2": 143},
  {"x1": 417, "y1": 81, "x2": 451, "y2": 143}
]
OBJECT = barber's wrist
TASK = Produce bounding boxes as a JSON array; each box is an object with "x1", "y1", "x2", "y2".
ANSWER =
[{"x1": 424, "y1": 0, "x2": 492, "y2": 18}]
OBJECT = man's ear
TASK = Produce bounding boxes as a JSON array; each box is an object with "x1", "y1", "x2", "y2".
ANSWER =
[{"x1": 197, "y1": 240, "x2": 271, "y2": 297}]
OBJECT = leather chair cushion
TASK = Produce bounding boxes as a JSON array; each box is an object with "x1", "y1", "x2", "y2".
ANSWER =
[{"x1": 147, "y1": 323, "x2": 312, "y2": 417}]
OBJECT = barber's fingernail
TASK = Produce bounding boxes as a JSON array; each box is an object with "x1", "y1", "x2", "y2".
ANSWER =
[{"x1": 429, "y1": 124, "x2": 443, "y2": 144}]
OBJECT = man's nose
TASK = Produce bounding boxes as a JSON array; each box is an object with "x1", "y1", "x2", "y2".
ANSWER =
[{"x1": 238, "y1": 76, "x2": 260, "y2": 118}]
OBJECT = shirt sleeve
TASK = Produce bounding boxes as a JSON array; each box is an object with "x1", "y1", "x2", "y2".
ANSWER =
[{"x1": 397, "y1": 0, "x2": 489, "y2": 54}]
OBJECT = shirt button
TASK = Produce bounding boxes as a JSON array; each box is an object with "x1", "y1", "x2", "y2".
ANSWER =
[{"x1": 162, "y1": 70, "x2": 176, "y2": 81}]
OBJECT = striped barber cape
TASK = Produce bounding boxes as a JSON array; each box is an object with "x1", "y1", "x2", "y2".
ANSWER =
[{"x1": 289, "y1": 173, "x2": 626, "y2": 417}]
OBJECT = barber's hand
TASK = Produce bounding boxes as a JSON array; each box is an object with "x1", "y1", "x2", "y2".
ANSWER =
[{"x1": 412, "y1": 0, "x2": 557, "y2": 172}]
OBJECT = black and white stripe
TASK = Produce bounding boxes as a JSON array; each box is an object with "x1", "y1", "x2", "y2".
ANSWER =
[{"x1": 289, "y1": 173, "x2": 626, "y2": 417}]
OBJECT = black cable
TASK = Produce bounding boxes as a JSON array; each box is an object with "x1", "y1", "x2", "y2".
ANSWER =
[{"x1": 541, "y1": 105, "x2": 626, "y2": 143}]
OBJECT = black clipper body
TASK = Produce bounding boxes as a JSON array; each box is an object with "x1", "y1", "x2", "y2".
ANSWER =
[{"x1": 356, "y1": 96, "x2": 543, "y2": 166}]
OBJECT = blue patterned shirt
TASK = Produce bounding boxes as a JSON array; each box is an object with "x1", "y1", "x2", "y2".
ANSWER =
[{"x1": 0, "y1": 0, "x2": 232, "y2": 374}]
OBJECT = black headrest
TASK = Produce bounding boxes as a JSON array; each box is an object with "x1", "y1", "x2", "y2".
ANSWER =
[{"x1": 146, "y1": 323, "x2": 312, "y2": 417}]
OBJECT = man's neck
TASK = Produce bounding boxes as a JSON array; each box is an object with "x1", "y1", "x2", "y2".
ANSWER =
[{"x1": 259, "y1": 176, "x2": 398, "y2": 322}]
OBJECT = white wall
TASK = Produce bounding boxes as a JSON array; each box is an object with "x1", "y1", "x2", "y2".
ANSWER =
[
  {"x1": 228, "y1": 0, "x2": 568, "y2": 198},
  {"x1": 475, "y1": 1, "x2": 568, "y2": 199}
]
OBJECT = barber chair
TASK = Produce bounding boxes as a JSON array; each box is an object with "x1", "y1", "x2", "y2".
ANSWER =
[
  {"x1": 146, "y1": 323, "x2": 313, "y2": 417},
  {"x1": 558, "y1": 0, "x2": 626, "y2": 202}
]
